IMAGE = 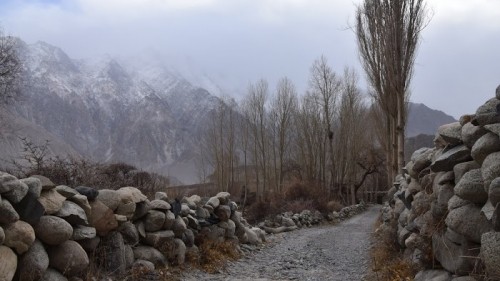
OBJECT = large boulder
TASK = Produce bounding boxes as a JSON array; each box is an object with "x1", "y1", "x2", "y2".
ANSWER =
[
  {"x1": 0, "y1": 246, "x2": 17, "y2": 281},
  {"x1": 490, "y1": 177, "x2": 500, "y2": 206},
  {"x1": 0, "y1": 226, "x2": 4, "y2": 245},
  {"x1": 445, "y1": 204, "x2": 493, "y2": 243},
  {"x1": 118, "y1": 222, "x2": 140, "y2": 246},
  {"x1": 453, "y1": 161, "x2": 480, "y2": 184},
  {"x1": 414, "y1": 270, "x2": 451, "y2": 281},
  {"x1": 482, "y1": 152, "x2": 500, "y2": 192},
  {"x1": 471, "y1": 132, "x2": 500, "y2": 165},
  {"x1": 0, "y1": 172, "x2": 20, "y2": 193},
  {"x1": 432, "y1": 228, "x2": 479, "y2": 274},
  {"x1": 54, "y1": 185, "x2": 78, "y2": 198},
  {"x1": 411, "y1": 148, "x2": 434, "y2": 178},
  {"x1": 132, "y1": 246, "x2": 167, "y2": 266},
  {"x1": 74, "y1": 186, "x2": 98, "y2": 201},
  {"x1": 454, "y1": 169, "x2": 488, "y2": 204},
  {"x1": 461, "y1": 122, "x2": 488, "y2": 149},
  {"x1": 144, "y1": 210, "x2": 166, "y2": 232},
  {"x1": 34, "y1": 216, "x2": 73, "y2": 245},
  {"x1": 3, "y1": 220, "x2": 35, "y2": 254},
  {"x1": 39, "y1": 268, "x2": 67, "y2": 281},
  {"x1": 2, "y1": 179, "x2": 28, "y2": 204},
  {"x1": 481, "y1": 231, "x2": 500, "y2": 278},
  {"x1": 0, "y1": 198, "x2": 19, "y2": 224},
  {"x1": 215, "y1": 205, "x2": 231, "y2": 221},
  {"x1": 438, "y1": 122, "x2": 463, "y2": 146},
  {"x1": 17, "y1": 240, "x2": 49, "y2": 281},
  {"x1": 48, "y1": 240, "x2": 89, "y2": 277},
  {"x1": 54, "y1": 201, "x2": 88, "y2": 226},
  {"x1": 38, "y1": 189, "x2": 66, "y2": 215},
  {"x1": 95, "y1": 189, "x2": 121, "y2": 211},
  {"x1": 431, "y1": 145, "x2": 472, "y2": 173},
  {"x1": 30, "y1": 175, "x2": 55, "y2": 190},
  {"x1": 96, "y1": 232, "x2": 128, "y2": 275},
  {"x1": 72, "y1": 226, "x2": 96, "y2": 240},
  {"x1": 143, "y1": 230, "x2": 175, "y2": 247},
  {"x1": 116, "y1": 186, "x2": 147, "y2": 204}
]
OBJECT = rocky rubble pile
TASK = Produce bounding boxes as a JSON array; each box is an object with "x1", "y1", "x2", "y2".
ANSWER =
[
  {"x1": 259, "y1": 202, "x2": 367, "y2": 234},
  {"x1": 0, "y1": 172, "x2": 265, "y2": 281},
  {"x1": 379, "y1": 86, "x2": 500, "y2": 281}
]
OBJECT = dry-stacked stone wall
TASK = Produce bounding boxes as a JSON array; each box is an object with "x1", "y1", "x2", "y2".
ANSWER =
[
  {"x1": 380, "y1": 85, "x2": 500, "y2": 281},
  {"x1": 0, "y1": 173, "x2": 266, "y2": 281}
]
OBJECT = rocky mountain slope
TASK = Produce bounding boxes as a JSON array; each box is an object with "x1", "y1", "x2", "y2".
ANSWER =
[
  {"x1": 1, "y1": 40, "x2": 219, "y2": 184},
  {"x1": 406, "y1": 102, "x2": 457, "y2": 137}
]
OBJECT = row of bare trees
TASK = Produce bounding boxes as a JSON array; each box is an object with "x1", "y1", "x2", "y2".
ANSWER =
[{"x1": 198, "y1": 56, "x2": 384, "y2": 205}]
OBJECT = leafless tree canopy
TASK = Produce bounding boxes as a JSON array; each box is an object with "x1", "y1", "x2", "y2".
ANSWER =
[
  {"x1": 0, "y1": 28, "x2": 21, "y2": 104},
  {"x1": 356, "y1": 0, "x2": 428, "y2": 182}
]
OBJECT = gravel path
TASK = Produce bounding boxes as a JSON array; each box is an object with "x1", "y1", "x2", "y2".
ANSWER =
[{"x1": 183, "y1": 205, "x2": 381, "y2": 281}]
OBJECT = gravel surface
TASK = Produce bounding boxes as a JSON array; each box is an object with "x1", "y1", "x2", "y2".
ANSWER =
[{"x1": 183, "y1": 205, "x2": 381, "y2": 281}]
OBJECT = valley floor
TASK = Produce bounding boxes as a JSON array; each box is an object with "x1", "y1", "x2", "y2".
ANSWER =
[{"x1": 182, "y1": 205, "x2": 381, "y2": 281}]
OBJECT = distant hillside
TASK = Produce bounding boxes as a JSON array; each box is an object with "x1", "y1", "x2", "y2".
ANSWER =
[{"x1": 406, "y1": 102, "x2": 456, "y2": 137}]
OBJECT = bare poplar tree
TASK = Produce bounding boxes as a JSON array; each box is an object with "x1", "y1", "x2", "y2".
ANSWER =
[{"x1": 356, "y1": 0, "x2": 427, "y2": 181}]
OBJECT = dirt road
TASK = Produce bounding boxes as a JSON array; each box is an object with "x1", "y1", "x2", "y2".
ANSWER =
[{"x1": 183, "y1": 205, "x2": 381, "y2": 281}]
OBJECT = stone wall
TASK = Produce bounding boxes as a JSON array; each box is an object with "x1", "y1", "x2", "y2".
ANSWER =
[
  {"x1": 380, "y1": 85, "x2": 500, "y2": 281},
  {"x1": 0, "y1": 172, "x2": 266, "y2": 281}
]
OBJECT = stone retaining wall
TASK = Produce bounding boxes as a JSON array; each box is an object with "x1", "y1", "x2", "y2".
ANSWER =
[
  {"x1": 379, "y1": 85, "x2": 500, "y2": 281},
  {"x1": 0, "y1": 173, "x2": 266, "y2": 281}
]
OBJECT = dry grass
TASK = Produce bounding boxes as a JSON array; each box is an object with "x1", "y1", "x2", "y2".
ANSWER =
[
  {"x1": 368, "y1": 215, "x2": 418, "y2": 281},
  {"x1": 197, "y1": 239, "x2": 241, "y2": 273}
]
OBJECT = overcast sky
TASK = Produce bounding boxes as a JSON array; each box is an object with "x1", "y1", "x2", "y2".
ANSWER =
[{"x1": 1, "y1": 0, "x2": 499, "y2": 119}]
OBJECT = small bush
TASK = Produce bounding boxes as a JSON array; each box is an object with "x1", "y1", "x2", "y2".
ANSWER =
[
  {"x1": 197, "y1": 239, "x2": 241, "y2": 273},
  {"x1": 326, "y1": 200, "x2": 344, "y2": 212}
]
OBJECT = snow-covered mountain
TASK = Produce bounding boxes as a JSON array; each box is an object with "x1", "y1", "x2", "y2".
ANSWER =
[{"x1": 2, "y1": 39, "x2": 222, "y2": 184}]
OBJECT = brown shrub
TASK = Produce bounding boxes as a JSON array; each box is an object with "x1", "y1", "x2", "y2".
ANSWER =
[
  {"x1": 326, "y1": 200, "x2": 344, "y2": 212},
  {"x1": 197, "y1": 240, "x2": 241, "y2": 273}
]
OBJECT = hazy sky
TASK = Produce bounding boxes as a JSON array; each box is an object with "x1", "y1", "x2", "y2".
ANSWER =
[{"x1": 1, "y1": 0, "x2": 499, "y2": 118}]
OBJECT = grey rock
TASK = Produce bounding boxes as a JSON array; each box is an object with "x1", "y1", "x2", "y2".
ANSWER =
[
  {"x1": 0, "y1": 198, "x2": 19, "y2": 224},
  {"x1": 48, "y1": 240, "x2": 89, "y2": 277},
  {"x1": 55, "y1": 201, "x2": 88, "y2": 226},
  {"x1": 20, "y1": 177, "x2": 42, "y2": 197},
  {"x1": 489, "y1": 177, "x2": 500, "y2": 206},
  {"x1": 115, "y1": 201, "x2": 136, "y2": 219},
  {"x1": 118, "y1": 221, "x2": 140, "y2": 245},
  {"x1": 183, "y1": 228, "x2": 195, "y2": 247},
  {"x1": 451, "y1": 277, "x2": 477, "y2": 281},
  {"x1": 2, "y1": 179, "x2": 28, "y2": 204},
  {"x1": 438, "y1": 122, "x2": 463, "y2": 146},
  {"x1": 453, "y1": 161, "x2": 480, "y2": 184},
  {"x1": 206, "y1": 196, "x2": 220, "y2": 208},
  {"x1": 40, "y1": 268, "x2": 68, "y2": 281},
  {"x1": 0, "y1": 245, "x2": 17, "y2": 281},
  {"x1": 163, "y1": 210, "x2": 176, "y2": 230},
  {"x1": 133, "y1": 246, "x2": 167, "y2": 266},
  {"x1": 461, "y1": 122, "x2": 488, "y2": 149},
  {"x1": 481, "y1": 231, "x2": 500, "y2": 278},
  {"x1": 96, "y1": 189, "x2": 121, "y2": 211},
  {"x1": 448, "y1": 195, "x2": 471, "y2": 211},
  {"x1": 477, "y1": 97, "x2": 500, "y2": 115},
  {"x1": 454, "y1": 169, "x2": 488, "y2": 204},
  {"x1": 172, "y1": 216, "x2": 187, "y2": 237},
  {"x1": 17, "y1": 240, "x2": 49, "y2": 281},
  {"x1": 72, "y1": 225, "x2": 96, "y2": 240},
  {"x1": 3, "y1": 220, "x2": 35, "y2": 254},
  {"x1": 180, "y1": 203, "x2": 191, "y2": 216},
  {"x1": 132, "y1": 259, "x2": 155, "y2": 271},
  {"x1": 0, "y1": 172, "x2": 18, "y2": 193},
  {"x1": 77, "y1": 236, "x2": 100, "y2": 253},
  {"x1": 215, "y1": 205, "x2": 231, "y2": 221},
  {"x1": 481, "y1": 200, "x2": 495, "y2": 220},
  {"x1": 35, "y1": 216, "x2": 73, "y2": 245},
  {"x1": 414, "y1": 270, "x2": 451, "y2": 281},
  {"x1": 68, "y1": 194, "x2": 91, "y2": 218},
  {"x1": 410, "y1": 148, "x2": 434, "y2": 178},
  {"x1": 482, "y1": 152, "x2": 500, "y2": 192},
  {"x1": 0, "y1": 226, "x2": 4, "y2": 245},
  {"x1": 116, "y1": 186, "x2": 147, "y2": 204},
  {"x1": 471, "y1": 132, "x2": 500, "y2": 164},
  {"x1": 30, "y1": 175, "x2": 55, "y2": 190},
  {"x1": 432, "y1": 228, "x2": 479, "y2": 274},
  {"x1": 143, "y1": 230, "x2": 175, "y2": 247},
  {"x1": 431, "y1": 145, "x2": 472, "y2": 172},
  {"x1": 154, "y1": 191, "x2": 168, "y2": 201},
  {"x1": 497, "y1": 84, "x2": 500, "y2": 99},
  {"x1": 132, "y1": 200, "x2": 151, "y2": 221},
  {"x1": 55, "y1": 185, "x2": 78, "y2": 198},
  {"x1": 445, "y1": 204, "x2": 493, "y2": 243},
  {"x1": 74, "y1": 186, "x2": 98, "y2": 201},
  {"x1": 484, "y1": 123, "x2": 500, "y2": 137},
  {"x1": 186, "y1": 214, "x2": 199, "y2": 230},
  {"x1": 150, "y1": 199, "x2": 171, "y2": 210},
  {"x1": 492, "y1": 203, "x2": 500, "y2": 231},
  {"x1": 216, "y1": 191, "x2": 231, "y2": 205},
  {"x1": 96, "y1": 231, "x2": 127, "y2": 275},
  {"x1": 144, "y1": 210, "x2": 166, "y2": 232}
]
